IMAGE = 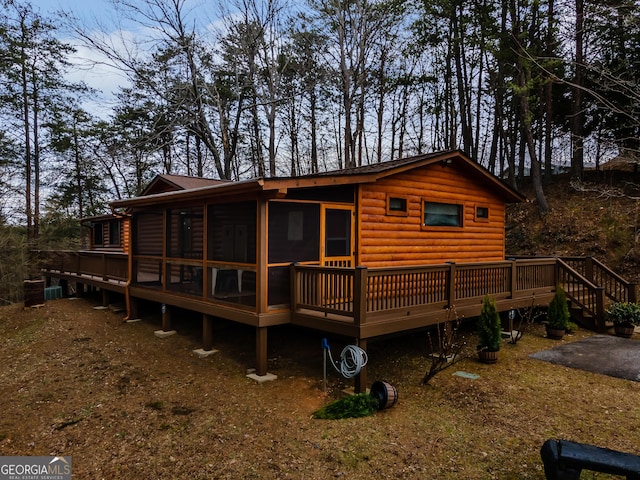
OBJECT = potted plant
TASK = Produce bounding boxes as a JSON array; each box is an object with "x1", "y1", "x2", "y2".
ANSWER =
[
  {"x1": 546, "y1": 286, "x2": 570, "y2": 340},
  {"x1": 606, "y1": 302, "x2": 640, "y2": 338},
  {"x1": 477, "y1": 295, "x2": 502, "y2": 363}
]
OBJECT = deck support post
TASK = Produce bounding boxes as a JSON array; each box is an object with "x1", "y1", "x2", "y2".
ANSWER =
[
  {"x1": 60, "y1": 279, "x2": 68, "y2": 297},
  {"x1": 203, "y1": 314, "x2": 214, "y2": 351},
  {"x1": 102, "y1": 289, "x2": 109, "y2": 307},
  {"x1": 154, "y1": 303, "x2": 176, "y2": 338},
  {"x1": 162, "y1": 304, "x2": 172, "y2": 331},
  {"x1": 354, "y1": 338, "x2": 368, "y2": 394},
  {"x1": 76, "y1": 282, "x2": 85, "y2": 297},
  {"x1": 127, "y1": 297, "x2": 139, "y2": 321},
  {"x1": 256, "y1": 327, "x2": 268, "y2": 376}
]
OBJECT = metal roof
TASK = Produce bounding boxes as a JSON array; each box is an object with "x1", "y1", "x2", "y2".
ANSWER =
[{"x1": 110, "y1": 149, "x2": 525, "y2": 209}]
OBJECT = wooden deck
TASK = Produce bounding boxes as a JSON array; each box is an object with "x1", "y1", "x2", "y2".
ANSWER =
[
  {"x1": 38, "y1": 250, "x2": 128, "y2": 294},
  {"x1": 39, "y1": 251, "x2": 636, "y2": 336},
  {"x1": 39, "y1": 251, "x2": 636, "y2": 393},
  {"x1": 290, "y1": 257, "x2": 637, "y2": 338}
]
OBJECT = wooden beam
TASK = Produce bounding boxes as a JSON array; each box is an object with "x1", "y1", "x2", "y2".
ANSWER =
[
  {"x1": 128, "y1": 297, "x2": 139, "y2": 320},
  {"x1": 162, "y1": 304, "x2": 172, "y2": 331},
  {"x1": 256, "y1": 326, "x2": 268, "y2": 376},
  {"x1": 353, "y1": 266, "x2": 367, "y2": 327},
  {"x1": 354, "y1": 338, "x2": 367, "y2": 394},
  {"x1": 102, "y1": 289, "x2": 109, "y2": 307},
  {"x1": 203, "y1": 314, "x2": 214, "y2": 351},
  {"x1": 257, "y1": 199, "x2": 268, "y2": 315}
]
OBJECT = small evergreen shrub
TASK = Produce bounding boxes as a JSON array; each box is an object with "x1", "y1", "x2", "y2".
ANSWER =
[
  {"x1": 547, "y1": 286, "x2": 570, "y2": 330},
  {"x1": 312, "y1": 393, "x2": 379, "y2": 420},
  {"x1": 477, "y1": 295, "x2": 501, "y2": 352}
]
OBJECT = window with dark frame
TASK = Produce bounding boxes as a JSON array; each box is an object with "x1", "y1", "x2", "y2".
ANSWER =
[
  {"x1": 476, "y1": 206, "x2": 489, "y2": 220},
  {"x1": 423, "y1": 201, "x2": 462, "y2": 227},
  {"x1": 93, "y1": 223, "x2": 104, "y2": 246},
  {"x1": 108, "y1": 220, "x2": 120, "y2": 245},
  {"x1": 387, "y1": 195, "x2": 408, "y2": 216}
]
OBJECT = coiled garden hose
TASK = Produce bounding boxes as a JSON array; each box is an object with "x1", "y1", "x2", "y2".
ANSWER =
[{"x1": 323, "y1": 340, "x2": 368, "y2": 378}]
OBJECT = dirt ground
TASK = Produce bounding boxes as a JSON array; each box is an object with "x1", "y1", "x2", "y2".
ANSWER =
[{"x1": 1, "y1": 295, "x2": 640, "y2": 479}]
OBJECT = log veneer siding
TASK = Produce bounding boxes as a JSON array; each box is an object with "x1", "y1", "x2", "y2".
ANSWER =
[{"x1": 358, "y1": 164, "x2": 506, "y2": 267}]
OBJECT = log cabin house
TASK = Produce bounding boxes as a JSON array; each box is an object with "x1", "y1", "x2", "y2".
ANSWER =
[{"x1": 41, "y1": 150, "x2": 637, "y2": 392}]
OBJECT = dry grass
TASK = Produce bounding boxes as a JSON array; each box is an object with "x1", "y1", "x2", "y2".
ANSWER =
[{"x1": 1, "y1": 297, "x2": 639, "y2": 479}]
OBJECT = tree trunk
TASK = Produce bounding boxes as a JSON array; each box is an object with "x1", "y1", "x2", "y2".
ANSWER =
[
  {"x1": 32, "y1": 84, "x2": 40, "y2": 240},
  {"x1": 452, "y1": 8, "x2": 473, "y2": 156},
  {"x1": 310, "y1": 86, "x2": 319, "y2": 174},
  {"x1": 20, "y1": 38, "x2": 33, "y2": 242},
  {"x1": 518, "y1": 69, "x2": 550, "y2": 214},
  {"x1": 571, "y1": 0, "x2": 585, "y2": 179}
]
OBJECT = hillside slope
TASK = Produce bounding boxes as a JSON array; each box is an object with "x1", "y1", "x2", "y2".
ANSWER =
[{"x1": 505, "y1": 173, "x2": 640, "y2": 283}]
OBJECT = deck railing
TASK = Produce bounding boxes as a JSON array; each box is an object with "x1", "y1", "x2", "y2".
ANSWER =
[
  {"x1": 40, "y1": 250, "x2": 636, "y2": 333},
  {"x1": 40, "y1": 250, "x2": 128, "y2": 283},
  {"x1": 562, "y1": 256, "x2": 637, "y2": 304},
  {"x1": 291, "y1": 257, "x2": 637, "y2": 331},
  {"x1": 291, "y1": 258, "x2": 564, "y2": 325},
  {"x1": 556, "y1": 259, "x2": 605, "y2": 330}
]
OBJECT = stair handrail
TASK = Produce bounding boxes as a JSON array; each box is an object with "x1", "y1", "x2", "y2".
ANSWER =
[
  {"x1": 556, "y1": 259, "x2": 606, "y2": 331},
  {"x1": 588, "y1": 257, "x2": 637, "y2": 303}
]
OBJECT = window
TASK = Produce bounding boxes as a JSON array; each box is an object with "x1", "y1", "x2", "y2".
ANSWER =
[
  {"x1": 268, "y1": 202, "x2": 320, "y2": 264},
  {"x1": 325, "y1": 208, "x2": 351, "y2": 257},
  {"x1": 109, "y1": 220, "x2": 120, "y2": 245},
  {"x1": 208, "y1": 202, "x2": 256, "y2": 263},
  {"x1": 167, "y1": 207, "x2": 204, "y2": 259},
  {"x1": 134, "y1": 212, "x2": 163, "y2": 256},
  {"x1": 386, "y1": 195, "x2": 408, "y2": 216},
  {"x1": 93, "y1": 223, "x2": 104, "y2": 246},
  {"x1": 476, "y1": 206, "x2": 489, "y2": 221},
  {"x1": 423, "y1": 201, "x2": 462, "y2": 227}
]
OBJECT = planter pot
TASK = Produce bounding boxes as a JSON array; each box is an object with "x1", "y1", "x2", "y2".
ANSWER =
[
  {"x1": 370, "y1": 381, "x2": 398, "y2": 410},
  {"x1": 546, "y1": 326, "x2": 565, "y2": 340},
  {"x1": 477, "y1": 349, "x2": 499, "y2": 364},
  {"x1": 614, "y1": 323, "x2": 635, "y2": 339}
]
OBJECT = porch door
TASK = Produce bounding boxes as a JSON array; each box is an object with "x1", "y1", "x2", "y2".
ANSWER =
[{"x1": 321, "y1": 206, "x2": 355, "y2": 267}]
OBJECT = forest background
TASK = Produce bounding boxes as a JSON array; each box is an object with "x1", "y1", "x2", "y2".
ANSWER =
[{"x1": 0, "y1": 0, "x2": 638, "y2": 302}]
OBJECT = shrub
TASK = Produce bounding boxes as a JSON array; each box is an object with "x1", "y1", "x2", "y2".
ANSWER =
[
  {"x1": 547, "y1": 286, "x2": 570, "y2": 330},
  {"x1": 606, "y1": 302, "x2": 640, "y2": 326},
  {"x1": 313, "y1": 393, "x2": 379, "y2": 419},
  {"x1": 477, "y1": 295, "x2": 501, "y2": 352}
]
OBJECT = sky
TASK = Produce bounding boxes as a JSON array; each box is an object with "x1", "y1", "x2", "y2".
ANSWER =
[
  {"x1": 28, "y1": 0, "x2": 225, "y2": 118},
  {"x1": 29, "y1": 0, "x2": 134, "y2": 117},
  {"x1": 31, "y1": 0, "x2": 106, "y2": 18}
]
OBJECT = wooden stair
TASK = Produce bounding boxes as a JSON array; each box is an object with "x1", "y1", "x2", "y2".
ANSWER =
[{"x1": 560, "y1": 256, "x2": 636, "y2": 333}]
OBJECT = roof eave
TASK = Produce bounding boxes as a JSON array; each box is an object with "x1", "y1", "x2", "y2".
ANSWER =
[{"x1": 110, "y1": 178, "x2": 265, "y2": 209}]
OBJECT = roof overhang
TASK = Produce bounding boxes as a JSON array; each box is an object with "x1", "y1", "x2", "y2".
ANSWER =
[
  {"x1": 110, "y1": 178, "x2": 267, "y2": 209},
  {"x1": 109, "y1": 150, "x2": 525, "y2": 210}
]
